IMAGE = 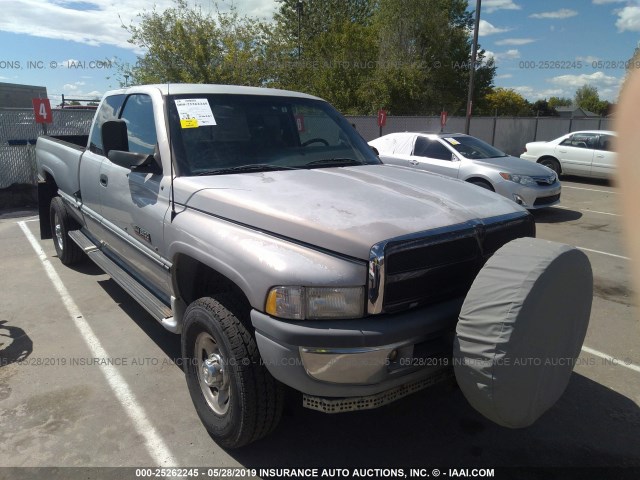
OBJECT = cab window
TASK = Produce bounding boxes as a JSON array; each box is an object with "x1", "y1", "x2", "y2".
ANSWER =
[{"x1": 88, "y1": 94, "x2": 125, "y2": 155}]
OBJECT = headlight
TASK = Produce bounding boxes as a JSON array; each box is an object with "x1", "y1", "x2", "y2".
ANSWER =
[
  {"x1": 265, "y1": 286, "x2": 365, "y2": 320},
  {"x1": 499, "y1": 172, "x2": 537, "y2": 186}
]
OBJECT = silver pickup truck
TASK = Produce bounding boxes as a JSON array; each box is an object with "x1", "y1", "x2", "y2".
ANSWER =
[{"x1": 36, "y1": 84, "x2": 593, "y2": 448}]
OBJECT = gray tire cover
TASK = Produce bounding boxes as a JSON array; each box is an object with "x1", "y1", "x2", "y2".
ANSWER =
[{"x1": 454, "y1": 237, "x2": 593, "y2": 428}]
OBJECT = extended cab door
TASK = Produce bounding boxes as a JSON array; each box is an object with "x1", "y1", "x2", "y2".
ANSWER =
[
  {"x1": 555, "y1": 133, "x2": 597, "y2": 176},
  {"x1": 97, "y1": 93, "x2": 172, "y2": 300},
  {"x1": 405, "y1": 136, "x2": 461, "y2": 178},
  {"x1": 79, "y1": 94, "x2": 125, "y2": 238}
]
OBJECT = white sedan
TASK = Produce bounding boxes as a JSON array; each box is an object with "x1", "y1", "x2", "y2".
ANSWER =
[
  {"x1": 520, "y1": 130, "x2": 615, "y2": 180},
  {"x1": 370, "y1": 132, "x2": 561, "y2": 209}
]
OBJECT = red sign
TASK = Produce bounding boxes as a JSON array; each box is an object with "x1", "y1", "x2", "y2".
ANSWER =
[
  {"x1": 377, "y1": 109, "x2": 387, "y2": 128},
  {"x1": 295, "y1": 114, "x2": 305, "y2": 132},
  {"x1": 32, "y1": 98, "x2": 52, "y2": 124},
  {"x1": 440, "y1": 111, "x2": 448, "y2": 128}
]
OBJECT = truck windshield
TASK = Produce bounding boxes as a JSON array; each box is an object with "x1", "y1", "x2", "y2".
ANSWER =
[{"x1": 167, "y1": 94, "x2": 380, "y2": 176}]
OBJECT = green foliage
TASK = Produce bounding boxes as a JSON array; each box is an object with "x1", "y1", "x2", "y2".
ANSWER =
[
  {"x1": 548, "y1": 96, "x2": 573, "y2": 109},
  {"x1": 532, "y1": 99, "x2": 557, "y2": 117},
  {"x1": 574, "y1": 85, "x2": 609, "y2": 116},
  {"x1": 119, "y1": 0, "x2": 496, "y2": 115},
  {"x1": 121, "y1": 0, "x2": 271, "y2": 86},
  {"x1": 483, "y1": 88, "x2": 531, "y2": 116}
]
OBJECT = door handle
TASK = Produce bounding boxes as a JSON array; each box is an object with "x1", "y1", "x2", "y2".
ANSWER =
[
  {"x1": 596, "y1": 154, "x2": 604, "y2": 158},
  {"x1": 558, "y1": 150, "x2": 567, "y2": 153},
  {"x1": 99, "y1": 174, "x2": 108, "y2": 187},
  {"x1": 409, "y1": 159, "x2": 420, "y2": 166}
]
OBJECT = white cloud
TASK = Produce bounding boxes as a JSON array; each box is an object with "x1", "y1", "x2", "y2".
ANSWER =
[
  {"x1": 549, "y1": 71, "x2": 621, "y2": 88},
  {"x1": 0, "y1": 0, "x2": 279, "y2": 51},
  {"x1": 484, "y1": 49, "x2": 520, "y2": 64},
  {"x1": 513, "y1": 86, "x2": 565, "y2": 100},
  {"x1": 530, "y1": 9, "x2": 579, "y2": 19},
  {"x1": 593, "y1": 0, "x2": 625, "y2": 4},
  {"x1": 496, "y1": 73, "x2": 513, "y2": 79},
  {"x1": 616, "y1": 6, "x2": 640, "y2": 32},
  {"x1": 495, "y1": 38, "x2": 536, "y2": 46},
  {"x1": 479, "y1": 20, "x2": 511, "y2": 36},
  {"x1": 546, "y1": 71, "x2": 623, "y2": 101},
  {"x1": 484, "y1": 0, "x2": 521, "y2": 14}
]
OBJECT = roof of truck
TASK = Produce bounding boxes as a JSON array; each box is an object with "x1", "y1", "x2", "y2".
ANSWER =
[{"x1": 103, "y1": 83, "x2": 324, "y2": 101}]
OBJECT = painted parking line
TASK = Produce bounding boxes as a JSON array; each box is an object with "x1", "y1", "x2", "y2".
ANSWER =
[
  {"x1": 577, "y1": 247, "x2": 630, "y2": 261},
  {"x1": 18, "y1": 221, "x2": 178, "y2": 467},
  {"x1": 563, "y1": 185, "x2": 617, "y2": 194},
  {"x1": 582, "y1": 346, "x2": 640, "y2": 375},
  {"x1": 555, "y1": 206, "x2": 621, "y2": 217}
]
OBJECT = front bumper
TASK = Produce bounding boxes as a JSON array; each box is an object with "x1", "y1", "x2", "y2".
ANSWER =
[
  {"x1": 251, "y1": 297, "x2": 462, "y2": 398},
  {"x1": 495, "y1": 180, "x2": 561, "y2": 210}
]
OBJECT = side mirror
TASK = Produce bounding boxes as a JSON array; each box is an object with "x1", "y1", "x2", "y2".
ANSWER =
[
  {"x1": 102, "y1": 120, "x2": 128, "y2": 157},
  {"x1": 371, "y1": 146, "x2": 379, "y2": 156},
  {"x1": 107, "y1": 150, "x2": 159, "y2": 172}
]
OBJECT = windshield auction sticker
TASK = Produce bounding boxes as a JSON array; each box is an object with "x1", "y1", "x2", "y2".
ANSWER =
[
  {"x1": 444, "y1": 137, "x2": 460, "y2": 145},
  {"x1": 174, "y1": 98, "x2": 216, "y2": 128}
]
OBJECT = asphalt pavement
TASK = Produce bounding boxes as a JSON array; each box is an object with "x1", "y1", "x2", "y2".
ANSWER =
[{"x1": 0, "y1": 176, "x2": 638, "y2": 479}]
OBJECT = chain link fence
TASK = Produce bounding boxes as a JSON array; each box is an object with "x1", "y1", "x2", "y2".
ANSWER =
[{"x1": 0, "y1": 108, "x2": 95, "y2": 190}]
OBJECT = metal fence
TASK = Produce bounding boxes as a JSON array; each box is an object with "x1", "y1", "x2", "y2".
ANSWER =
[
  {"x1": 347, "y1": 115, "x2": 613, "y2": 156},
  {"x1": 0, "y1": 108, "x2": 613, "y2": 191},
  {"x1": 0, "y1": 108, "x2": 94, "y2": 189}
]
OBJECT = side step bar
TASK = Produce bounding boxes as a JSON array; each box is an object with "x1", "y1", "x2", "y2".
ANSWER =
[{"x1": 68, "y1": 230, "x2": 178, "y2": 332}]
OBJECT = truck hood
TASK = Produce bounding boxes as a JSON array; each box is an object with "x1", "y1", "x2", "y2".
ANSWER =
[
  {"x1": 173, "y1": 165, "x2": 526, "y2": 260},
  {"x1": 472, "y1": 155, "x2": 555, "y2": 176}
]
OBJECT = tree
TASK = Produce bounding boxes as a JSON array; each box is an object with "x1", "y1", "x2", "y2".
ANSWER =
[
  {"x1": 548, "y1": 96, "x2": 572, "y2": 109},
  {"x1": 120, "y1": 0, "x2": 271, "y2": 86},
  {"x1": 483, "y1": 88, "x2": 531, "y2": 116},
  {"x1": 574, "y1": 85, "x2": 600, "y2": 113},
  {"x1": 532, "y1": 99, "x2": 557, "y2": 117}
]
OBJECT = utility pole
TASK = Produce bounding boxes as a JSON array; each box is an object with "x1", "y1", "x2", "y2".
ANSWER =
[
  {"x1": 465, "y1": 0, "x2": 481, "y2": 134},
  {"x1": 297, "y1": 0, "x2": 303, "y2": 59}
]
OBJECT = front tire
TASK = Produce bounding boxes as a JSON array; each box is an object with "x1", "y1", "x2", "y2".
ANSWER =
[
  {"x1": 182, "y1": 295, "x2": 284, "y2": 448},
  {"x1": 49, "y1": 196, "x2": 83, "y2": 265},
  {"x1": 539, "y1": 157, "x2": 561, "y2": 176}
]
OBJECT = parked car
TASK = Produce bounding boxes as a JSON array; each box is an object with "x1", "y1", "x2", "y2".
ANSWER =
[
  {"x1": 520, "y1": 130, "x2": 615, "y2": 180},
  {"x1": 369, "y1": 132, "x2": 561, "y2": 209}
]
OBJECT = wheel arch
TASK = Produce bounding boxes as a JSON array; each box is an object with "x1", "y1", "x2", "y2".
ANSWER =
[
  {"x1": 537, "y1": 156, "x2": 562, "y2": 174},
  {"x1": 465, "y1": 176, "x2": 495, "y2": 191}
]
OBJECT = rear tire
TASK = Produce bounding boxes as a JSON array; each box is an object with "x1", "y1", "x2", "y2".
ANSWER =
[
  {"x1": 468, "y1": 179, "x2": 494, "y2": 192},
  {"x1": 182, "y1": 295, "x2": 284, "y2": 448},
  {"x1": 49, "y1": 196, "x2": 83, "y2": 265},
  {"x1": 539, "y1": 158, "x2": 561, "y2": 176}
]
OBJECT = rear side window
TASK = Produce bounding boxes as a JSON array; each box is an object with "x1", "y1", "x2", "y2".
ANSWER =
[
  {"x1": 119, "y1": 94, "x2": 158, "y2": 155},
  {"x1": 413, "y1": 137, "x2": 453, "y2": 160},
  {"x1": 88, "y1": 94, "x2": 125, "y2": 155},
  {"x1": 560, "y1": 133, "x2": 598, "y2": 149}
]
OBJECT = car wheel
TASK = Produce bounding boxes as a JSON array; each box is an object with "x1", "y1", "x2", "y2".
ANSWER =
[
  {"x1": 468, "y1": 179, "x2": 495, "y2": 192},
  {"x1": 49, "y1": 196, "x2": 83, "y2": 265},
  {"x1": 182, "y1": 295, "x2": 284, "y2": 448},
  {"x1": 539, "y1": 158, "x2": 561, "y2": 176}
]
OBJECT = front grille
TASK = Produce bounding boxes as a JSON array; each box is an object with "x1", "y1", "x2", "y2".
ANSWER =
[
  {"x1": 534, "y1": 193, "x2": 561, "y2": 206},
  {"x1": 533, "y1": 175, "x2": 557, "y2": 186},
  {"x1": 370, "y1": 213, "x2": 535, "y2": 314}
]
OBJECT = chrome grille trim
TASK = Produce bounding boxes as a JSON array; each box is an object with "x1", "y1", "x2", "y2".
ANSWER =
[{"x1": 367, "y1": 212, "x2": 534, "y2": 315}]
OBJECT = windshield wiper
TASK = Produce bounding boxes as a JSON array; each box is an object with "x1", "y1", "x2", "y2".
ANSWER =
[
  {"x1": 304, "y1": 158, "x2": 363, "y2": 167},
  {"x1": 194, "y1": 164, "x2": 298, "y2": 176}
]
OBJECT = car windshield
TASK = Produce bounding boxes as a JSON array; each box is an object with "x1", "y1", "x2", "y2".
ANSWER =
[
  {"x1": 167, "y1": 94, "x2": 380, "y2": 176},
  {"x1": 443, "y1": 135, "x2": 507, "y2": 160}
]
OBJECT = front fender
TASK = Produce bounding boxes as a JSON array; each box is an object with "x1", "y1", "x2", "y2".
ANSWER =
[{"x1": 166, "y1": 207, "x2": 367, "y2": 311}]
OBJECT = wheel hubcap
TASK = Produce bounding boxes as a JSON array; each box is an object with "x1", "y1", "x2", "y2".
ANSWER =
[
  {"x1": 54, "y1": 214, "x2": 64, "y2": 251},
  {"x1": 195, "y1": 332, "x2": 230, "y2": 415}
]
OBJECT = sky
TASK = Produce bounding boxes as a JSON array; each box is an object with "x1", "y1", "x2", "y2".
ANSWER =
[{"x1": 0, "y1": 0, "x2": 638, "y2": 106}]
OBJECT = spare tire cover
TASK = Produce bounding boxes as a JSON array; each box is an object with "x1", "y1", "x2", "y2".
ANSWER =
[{"x1": 454, "y1": 237, "x2": 593, "y2": 428}]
